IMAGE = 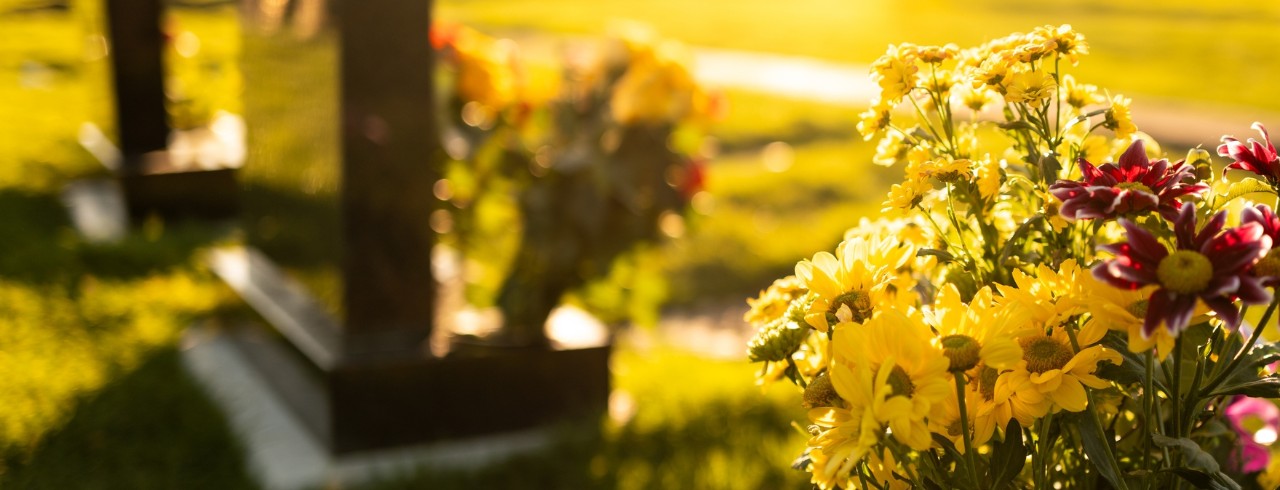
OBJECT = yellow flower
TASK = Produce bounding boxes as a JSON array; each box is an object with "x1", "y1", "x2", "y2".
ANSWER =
[
  {"x1": 1037, "y1": 24, "x2": 1089, "y2": 63},
  {"x1": 610, "y1": 40, "x2": 699, "y2": 125},
  {"x1": 794, "y1": 236, "x2": 917, "y2": 332},
  {"x1": 1080, "y1": 275, "x2": 1175, "y2": 360},
  {"x1": 918, "y1": 44, "x2": 959, "y2": 64},
  {"x1": 872, "y1": 133, "x2": 904, "y2": 167},
  {"x1": 976, "y1": 155, "x2": 1003, "y2": 200},
  {"x1": 808, "y1": 347, "x2": 883, "y2": 490},
  {"x1": 928, "y1": 285, "x2": 1023, "y2": 372},
  {"x1": 959, "y1": 84, "x2": 995, "y2": 113},
  {"x1": 1009, "y1": 327, "x2": 1121, "y2": 412},
  {"x1": 871, "y1": 44, "x2": 920, "y2": 103},
  {"x1": 973, "y1": 52, "x2": 1012, "y2": 88},
  {"x1": 807, "y1": 405, "x2": 880, "y2": 490},
  {"x1": 908, "y1": 157, "x2": 972, "y2": 183},
  {"x1": 995, "y1": 260, "x2": 1088, "y2": 334},
  {"x1": 1060, "y1": 74, "x2": 1102, "y2": 109},
  {"x1": 744, "y1": 275, "x2": 806, "y2": 326},
  {"x1": 857, "y1": 99, "x2": 893, "y2": 141},
  {"x1": 882, "y1": 179, "x2": 932, "y2": 215},
  {"x1": 1105, "y1": 94, "x2": 1138, "y2": 139},
  {"x1": 991, "y1": 361, "x2": 1052, "y2": 426},
  {"x1": 831, "y1": 307, "x2": 952, "y2": 450},
  {"x1": 451, "y1": 27, "x2": 520, "y2": 117},
  {"x1": 855, "y1": 447, "x2": 911, "y2": 489},
  {"x1": 1003, "y1": 70, "x2": 1057, "y2": 108}
]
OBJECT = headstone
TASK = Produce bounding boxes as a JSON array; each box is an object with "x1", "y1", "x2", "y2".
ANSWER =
[
  {"x1": 96, "y1": 0, "x2": 239, "y2": 221},
  {"x1": 221, "y1": 0, "x2": 610, "y2": 455}
]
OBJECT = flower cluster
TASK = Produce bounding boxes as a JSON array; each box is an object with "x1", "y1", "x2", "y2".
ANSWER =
[
  {"x1": 434, "y1": 25, "x2": 719, "y2": 346},
  {"x1": 750, "y1": 25, "x2": 1280, "y2": 489}
]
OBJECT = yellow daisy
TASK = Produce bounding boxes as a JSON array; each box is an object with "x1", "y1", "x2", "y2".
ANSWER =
[
  {"x1": 794, "y1": 236, "x2": 917, "y2": 332},
  {"x1": 1008, "y1": 326, "x2": 1122, "y2": 413},
  {"x1": 744, "y1": 275, "x2": 806, "y2": 326},
  {"x1": 1080, "y1": 275, "x2": 1176, "y2": 360},
  {"x1": 1003, "y1": 70, "x2": 1057, "y2": 108},
  {"x1": 831, "y1": 307, "x2": 952, "y2": 450},
  {"x1": 928, "y1": 285, "x2": 1023, "y2": 372},
  {"x1": 807, "y1": 405, "x2": 880, "y2": 490},
  {"x1": 994, "y1": 259, "x2": 1088, "y2": 335},
  {"x1": 1105, "y1": 94, "x2": 1137, "y2": 139}
]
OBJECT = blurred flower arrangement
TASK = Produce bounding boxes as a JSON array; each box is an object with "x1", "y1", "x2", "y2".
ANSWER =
[
  {"x1": 433, "y1": 24, "x2": 720, "y2": 348},
  {"x1": 747, "y1": 24, "x2": 1280, "y2": 489}
]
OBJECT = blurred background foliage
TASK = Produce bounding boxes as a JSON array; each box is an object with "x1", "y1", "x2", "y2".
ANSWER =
[{"x1": 1, "y1": 0, "x2": 1277, "y2": 487}]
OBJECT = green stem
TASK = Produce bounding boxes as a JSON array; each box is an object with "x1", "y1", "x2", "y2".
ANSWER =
[
  {"x1": 1200, "y1": 293, "x2": 1279, "y2": 397},
  {"x1": 954, "y1": 374, "x2": 981, "y2": 486},
  {"x1": 1142, "y1": 350, "x2": 1155, "y2": 482},
  {"x1": 1171, "y1": 335, "x2": 1183, "y2": 439}
]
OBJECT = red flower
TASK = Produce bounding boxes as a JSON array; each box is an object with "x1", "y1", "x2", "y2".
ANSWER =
[
  {"x1": 1219, "y1": 123, "x2": 1280, "y2": 182},
  {"x1": 1050, "y1": 139, "x2": 1208, "y2": 221},
  {"x1": 1243, "y1": 204, "x2": 1280, "y2": 286},
  {"x1": 1094, "y1": 205, "x2": 1271, "y2": 336}
]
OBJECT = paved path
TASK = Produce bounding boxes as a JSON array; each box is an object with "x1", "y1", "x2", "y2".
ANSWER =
[{"x1": 690, "y1": 47, "x2": 1280, "y2": 149}]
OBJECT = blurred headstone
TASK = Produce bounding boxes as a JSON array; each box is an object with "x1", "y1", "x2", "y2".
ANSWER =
[
  {"x1": 95, "y1": 0, "x2": 240, "y2": 221},
  {"x1": 216, "y1": 0, "x2": 609, "y2": 456}
]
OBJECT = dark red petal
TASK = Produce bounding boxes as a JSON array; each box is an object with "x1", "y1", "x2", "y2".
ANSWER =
[
  {"x1": 1120, "y1": 219, "x2": 1169, "y2": 262},
  {"x1": 1195, "y1": 211, "x2": 1228, "y2": 248},
  {"x1": 1236, "y1": 275, "x2": 1273, "y2": 305},
  {"x1": 1117, "y1": 139, "x2": 1148, "y2": 174},
  {"x1": 1166, "y1": 293, "x2": 1199, "y2": 334},
  {"x1": 1079, "y1": 159, "x2": 1104, "y2": 182},
  {"x1": 1143, "y1": 290, "x2": 1171, "y2": 338},
  {"x1": 1205, "y1": 223, "x2": 1268, "y2": 273},
  {"x1": 1204, "y1": 296, "x2": 1242, "y2": 330},
  {"x1": 1203, "y1": 274, "x2": 1240, "y2": 298}
]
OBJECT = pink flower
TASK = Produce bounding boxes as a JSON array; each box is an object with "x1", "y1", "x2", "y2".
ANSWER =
[
  {"x1": 1225, "y1": 396, "x2": 1280, "y2": 473},
  {"x1": 1093, "y1": 205, "x2": 1271, "y2": 336},
  {"x1": 1219, "y1": 122, "x2": 1280, "y2": 182},
  {"x1": 1051, "y1": 139, "x2": 1208, "y2": 222}
]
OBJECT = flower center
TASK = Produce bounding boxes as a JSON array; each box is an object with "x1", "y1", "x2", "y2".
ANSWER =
[
  {"x1": 1126, "y1": 299, "x2": 1149, "y2": 320},
  {"x1": 1157, "y1": 250, "x2": 1213, "y2": 294},
  {"x1": 1255, "y1": 248, "x2": 1280, "y2": 279},
  {"x1": 941, "y1": 334, "x2": 982, "y2": 372},
  {"x1": 1114, "y1": 181, "x2": 1153, "y2": 194},
  {"x1": 1019, "y1": 336, "x2": 1074, "y2": 374},
  {"x1": 977, "y1": 365, "x2": 999, "y2": 402},
  {"x1": 826, "y1": 290, "x2": 873, "y2": 325},
  {"x1": 802, "y1": 373, "x2": 842, "y2": 409},
  {"x1": 886, "y1": 365, "x2": 915, "y2": 398}
]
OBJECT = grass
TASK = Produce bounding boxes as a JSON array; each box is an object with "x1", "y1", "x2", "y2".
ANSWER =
[{"x1": 438, "y1": 0, "x2": 1280, "y2": 114}]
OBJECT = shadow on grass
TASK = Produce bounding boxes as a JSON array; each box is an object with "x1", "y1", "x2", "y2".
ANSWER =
[
  {"x1": 0, "y1": 189, "x2": 232, "y2": 282},
  {"x1": 0, "y1": 347, "x2": 258, "y2": 490},
  {"x1": 363, "y1": 398, "x2": 808, "y2": 490}
]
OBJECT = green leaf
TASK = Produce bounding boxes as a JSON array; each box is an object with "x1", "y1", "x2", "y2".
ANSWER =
[
  {"x1": 1072, "y1": 412, "x2": 1129, "y2": 490},
  {"x1": 1151, "y1": 434, "x2": 1220, "y2": 473},
  {"x1": 989, "y1": 419, "x2": 1026, "y2": 490},
  {"x1": 917, "y1": 248, "x2": 956, "y2": 263},
  {"x1": 1219, "y1": 177, "x2": 1272, "y2": 203},
  {"x1": 929, "y1": 434, "x2": 975, "y2": 490},
  {"x1": 1208, "y1": 375, "x2": 1280, "y2": 398},
  {"x1": 1099, "y1": 331, "x2": 1166, "y2": 391},
  {"x1": 1159, "y1": 467, "x2": 1242, "y2": 490}
]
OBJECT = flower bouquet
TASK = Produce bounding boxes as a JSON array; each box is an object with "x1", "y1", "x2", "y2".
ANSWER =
[
  {"x1": 435, "y1": 25, "x2": 719, "y2": 348},
  {"x1": 747, "y1": 25, "x2": 1280, "y2": 489}
]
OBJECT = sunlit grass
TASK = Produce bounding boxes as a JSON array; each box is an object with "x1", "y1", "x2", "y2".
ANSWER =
[{"x1": 438, "y1": 0, "x2": 1280, "y2": 114}]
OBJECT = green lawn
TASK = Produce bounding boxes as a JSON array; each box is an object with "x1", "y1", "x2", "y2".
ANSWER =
[{"x1": 438, "y1": 0, "x2": 1280, "y2": 114}]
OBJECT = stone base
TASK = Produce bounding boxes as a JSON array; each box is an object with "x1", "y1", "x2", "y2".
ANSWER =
[
  {"x1": 205, "y1": 246, "x2": 612, "y2": 455},
  {"x1": 181, "y1": 324, "x2": 589, "y2": 489}
]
